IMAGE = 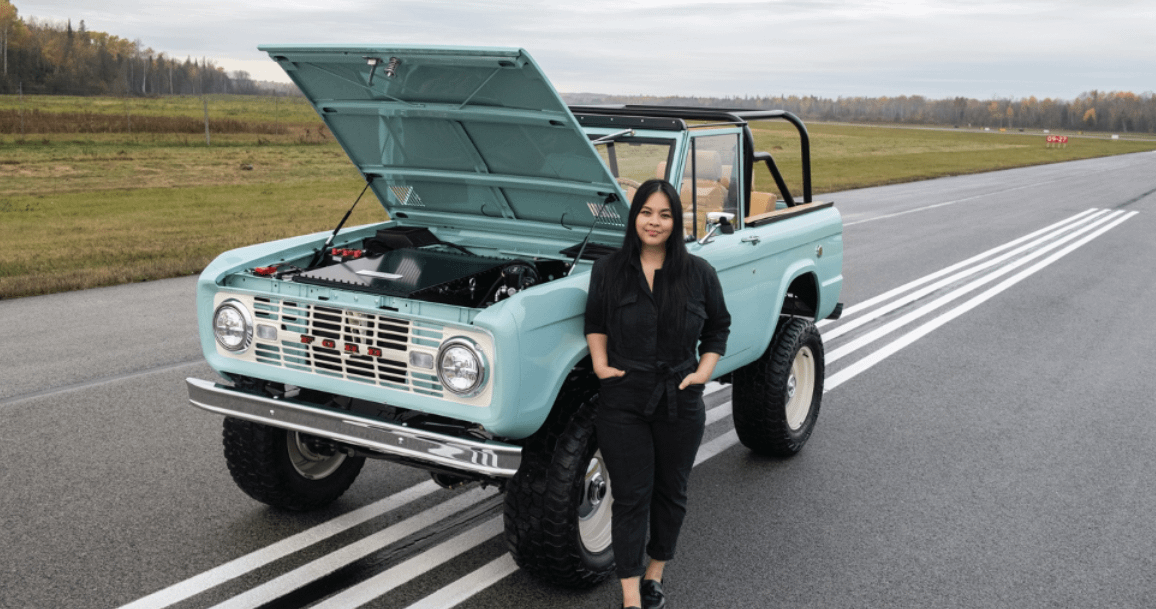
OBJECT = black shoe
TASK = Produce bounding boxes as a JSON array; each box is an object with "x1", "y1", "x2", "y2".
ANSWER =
[{"x1": 641, "y1": 579, "x2": 665, "y2": 609}]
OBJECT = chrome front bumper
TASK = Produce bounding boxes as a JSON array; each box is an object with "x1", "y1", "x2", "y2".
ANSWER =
[{"x1": 185, "y1": 378, "x2": 521, "y2": 478}]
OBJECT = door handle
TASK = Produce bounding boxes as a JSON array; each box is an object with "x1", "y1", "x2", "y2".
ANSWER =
[{"x1": 741, "y1": 235, "x2": 761, "y2": 245}]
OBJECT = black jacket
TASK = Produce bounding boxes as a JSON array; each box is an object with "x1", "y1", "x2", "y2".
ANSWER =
[{"x1": 585, "y1": 253, "x2": 731, "y2": 376}]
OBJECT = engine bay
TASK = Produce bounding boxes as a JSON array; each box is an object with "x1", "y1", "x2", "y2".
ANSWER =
[{"x1": 268, "y1": 226, "x2": 577, "y2": 309}]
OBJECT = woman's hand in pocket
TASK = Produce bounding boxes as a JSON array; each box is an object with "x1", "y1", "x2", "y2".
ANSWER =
[
  {"x1": 678, "y1": 370, "x2": 710, "y2": 390},
  {"x1": 595, "y1": 365, "x2": 627, "y2": 381},
  {"x1": 679, "y1": 352, "x2": 721, "y2": 390}
]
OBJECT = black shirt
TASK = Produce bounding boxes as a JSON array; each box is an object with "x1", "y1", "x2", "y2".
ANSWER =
[{"x1": 584, "y1": 253, "x2": 730, "y2": 373}]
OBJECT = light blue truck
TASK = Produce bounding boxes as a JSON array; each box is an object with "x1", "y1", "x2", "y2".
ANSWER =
[{"x1": 187, "y1": 45, "x2": 843, "y2": 587}]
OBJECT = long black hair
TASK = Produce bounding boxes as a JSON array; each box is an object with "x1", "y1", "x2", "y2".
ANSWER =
[{"x1": 600, "y1": 178, "x2": 691, "y2": 331}]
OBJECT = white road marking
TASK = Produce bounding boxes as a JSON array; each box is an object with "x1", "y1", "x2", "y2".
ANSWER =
[
  {"x1": 117, "y1": 480, "x2": 441, "y2": 609},
  {"x1": 694, "y1": 429, "x2": 741, "y2": 467},
  {"x1": 333, "y1": 429, "x2": 747, "y2": 609},
  {"x1": 841, "y1": 178, "x2": 1074, "y2": 228},
  {"x1": 826, "y1": 209, "x2": 1125, "y2": 362},
  {"x1": 825, "y1": 211, "x2": 1138, "y2": 391},
  {"x1": 704, "y1": 401, "x2": 732, "y2": 426},
  {"x1": 207, "y1": 487, "x2": 496, "y2": 609},
  {"x1": 402, "y1": 554, "x2": 519, "y2": 609},
  {"x1": 121, "y1": 396, "x2": 733, "y2": 609},
  {"x1": 1, "y1": 359, "x2": 204, "y2": 407},
  {"x1": 817, "y1": 208, "x2": 1097, "y2": 328},
  {"x1": 310, "y1": 517, "x2": 506, "y2": 609},
  {"x1": 821, "y1": 209, "x2": 1109, "y2": 341}
]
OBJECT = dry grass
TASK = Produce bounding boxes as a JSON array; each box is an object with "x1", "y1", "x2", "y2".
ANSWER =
[
  {"x1": 4, "y1": 96, "x2": 1156, "y2": 299},
  {"x1": 0, "y1": 134, "x2": 349, "y2": 196},
  {"x1": 0, "y1": 179, "x2": 387, "y2": 298}
]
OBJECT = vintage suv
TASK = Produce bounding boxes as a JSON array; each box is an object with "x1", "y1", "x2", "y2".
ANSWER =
[{"x1": 186, "y1": 45, "x2": 843, "y2": 587}]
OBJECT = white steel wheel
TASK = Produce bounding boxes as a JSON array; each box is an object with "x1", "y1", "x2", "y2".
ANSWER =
[
  {"x1": 222, "y1": 417, "x2": 365, "y2": 511},
  {"x1": 503, "y1": 379, "x2": 615, "y2": 587},
  {"x1": 578, "y1": 450, "x2": 614, "y2": 554},
  {"x1": 731, "y1": 317, "x2": 825, "y2": 456},
  {"x1": 287, "y1": 431, "x2": 348, "y2": 480},
  {"x1": 785, "y1": 346, "x2": 816, "y2": 431}
]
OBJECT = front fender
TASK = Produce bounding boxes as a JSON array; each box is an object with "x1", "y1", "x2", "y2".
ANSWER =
[{"x1": 475, "y1": 272, "x2": 593, "y2": 439}]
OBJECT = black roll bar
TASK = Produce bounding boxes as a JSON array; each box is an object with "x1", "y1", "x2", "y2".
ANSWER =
[{"x1": 569, "y1": 105, "x2": 812, "y2": 209}]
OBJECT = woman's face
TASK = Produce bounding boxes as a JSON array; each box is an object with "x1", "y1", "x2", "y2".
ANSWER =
[{"x1": 636, "y1": 191, "x2": 674, "y2": 249}]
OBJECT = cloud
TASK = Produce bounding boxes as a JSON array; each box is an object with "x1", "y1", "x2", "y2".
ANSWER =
[{"x1": 15, "y1": 0, "x2": 1156, "y2": 99}]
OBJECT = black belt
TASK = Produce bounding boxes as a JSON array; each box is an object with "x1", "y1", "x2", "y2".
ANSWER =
[{"x1": 611, "y1": 355, "x2": 697, "y2": 419}]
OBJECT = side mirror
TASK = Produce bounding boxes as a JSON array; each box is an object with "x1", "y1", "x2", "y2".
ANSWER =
[
  {"x1": 707, "y1": 211, "x2": 735, "y2": 234},
  {"x1": 699, "y1": 212, "x2": 736, "y2": 245}
]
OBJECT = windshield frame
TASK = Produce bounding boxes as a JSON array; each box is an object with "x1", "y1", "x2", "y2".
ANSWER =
[{"x1": 585, "y1": 131, "x2": 678, "y2": 186}]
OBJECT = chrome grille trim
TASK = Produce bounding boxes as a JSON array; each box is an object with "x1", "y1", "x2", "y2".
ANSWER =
[{"x1": 252, "y1": 296, "x2": 445, "y2": 396}]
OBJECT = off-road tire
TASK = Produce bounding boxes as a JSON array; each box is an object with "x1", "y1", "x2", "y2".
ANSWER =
[
  {"x1": 733, "y1": 316, "x2": 825, "y2": 456},
  {"x1": 222, "y1": 417, "x2": 365, "y2": 511},
  {"x1": 503, "y1": 372, "x2": 615, "y2": 588}
]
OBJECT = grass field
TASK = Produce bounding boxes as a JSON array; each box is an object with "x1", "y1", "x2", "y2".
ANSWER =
[
  {"x1": 3, "y1": 94, "x2": 1156, "y2": 299},
  {"x1": 0, "y1": 94, "x2": 321, "y2": 131}
]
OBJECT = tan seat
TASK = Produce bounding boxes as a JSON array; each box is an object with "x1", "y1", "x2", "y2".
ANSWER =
[{"x1": 749, "y1": 191, "x2": 777, "y2": 216}]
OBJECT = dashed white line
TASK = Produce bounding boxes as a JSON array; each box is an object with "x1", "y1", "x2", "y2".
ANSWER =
[{"x1": 842, "y1": 178, "x2": 1070, "y2": 227}]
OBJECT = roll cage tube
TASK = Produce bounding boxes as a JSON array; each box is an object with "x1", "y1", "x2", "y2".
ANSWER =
[{"x1": 569, "y1": 105, "x2": 812, "y2": 211}]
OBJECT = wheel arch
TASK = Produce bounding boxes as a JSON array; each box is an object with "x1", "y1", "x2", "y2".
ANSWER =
[
  {"x1": 784, "y1": 271, "x2": 820, "y2": 317},
  {"x1": 753, "y1": 262, "x2": 821, "y2": 357}
]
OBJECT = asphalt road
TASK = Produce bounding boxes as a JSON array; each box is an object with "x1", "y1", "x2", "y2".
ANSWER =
[{"x1": 3, "y1": 151, "x2": 1155, "y2": 609}]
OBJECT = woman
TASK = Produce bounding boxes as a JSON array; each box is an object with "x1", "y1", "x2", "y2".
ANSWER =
[{"x1": 585, "y1": 178, "x2": 731, "y2": 609}]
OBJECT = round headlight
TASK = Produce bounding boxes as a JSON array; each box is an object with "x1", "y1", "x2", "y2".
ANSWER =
[
  {"x1": 213, "y1": 300, "x2": 253, "y2": 352},
  {"x1": 436, "y1": 337, "x2": 487, "y2": 397}
]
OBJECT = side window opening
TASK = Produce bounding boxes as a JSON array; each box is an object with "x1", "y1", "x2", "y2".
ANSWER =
[
  {"x1": 750, "y1": 158, "x2": 784, "y2": 217},
  {"x1": 679, "y1": 133, "x2": 740, "y2": 238}
]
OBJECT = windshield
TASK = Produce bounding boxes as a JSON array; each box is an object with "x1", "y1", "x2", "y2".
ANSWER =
[{"x1": 592, "y1": 137, "x2": 676, "y2": 201}]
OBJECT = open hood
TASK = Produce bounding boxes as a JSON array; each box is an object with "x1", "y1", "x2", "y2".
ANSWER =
[{"x1": 260, "y1": 45, "x2": 628, "y2": 231}]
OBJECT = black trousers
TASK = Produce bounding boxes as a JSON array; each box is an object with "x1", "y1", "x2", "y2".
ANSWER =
[{"x1": 596, "y1": 369, "x2": 706, "y2": 579}]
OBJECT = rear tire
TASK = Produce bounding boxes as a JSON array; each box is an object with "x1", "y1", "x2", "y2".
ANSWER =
[
  {"x1": 733, "y1": 317, "x2": 824, "y2": 456},
  {"x1": 222, "y1": 417, "x2": 365, "y2": 511},
  {"x1": 503, "y1": 374, "x2": 615, "y2": 588}
]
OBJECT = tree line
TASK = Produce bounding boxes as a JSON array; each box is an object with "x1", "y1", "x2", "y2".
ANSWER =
[
  {"x1": 567, "y1": 91, "x2": 1156, "y2": 135},
  {"x1": 0, "y1": 0, "x2": 262, "y2": 96},
  {"x1": 3, "y1": 1, "x2": 1154, "y2": 133}
]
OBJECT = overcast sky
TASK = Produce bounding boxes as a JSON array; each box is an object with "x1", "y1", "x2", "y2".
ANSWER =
[{"x1": 14, "y1": 0, "x2": 1155, "y2": 100}]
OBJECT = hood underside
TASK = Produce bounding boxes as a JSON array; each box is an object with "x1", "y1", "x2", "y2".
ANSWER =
[{"x1": 260, "y1": 44, "x2": 628, "y2": 231}]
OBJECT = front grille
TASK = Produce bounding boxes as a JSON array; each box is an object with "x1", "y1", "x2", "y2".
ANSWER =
[{"x1": 251, "y1": 297, "x2": 445, "y2": 396}]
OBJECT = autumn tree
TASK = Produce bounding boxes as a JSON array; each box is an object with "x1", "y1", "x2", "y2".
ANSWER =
[{"x1": 1, "y1": 0, "x2": 29, "y2": 78}]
